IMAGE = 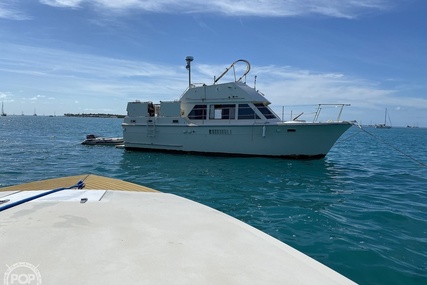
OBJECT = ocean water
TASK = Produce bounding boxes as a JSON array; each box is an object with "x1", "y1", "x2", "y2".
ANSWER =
[{"x1": 1, "y1": 116, "x2": 426, "y2": 284}]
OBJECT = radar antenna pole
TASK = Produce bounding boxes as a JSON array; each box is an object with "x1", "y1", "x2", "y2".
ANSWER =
[{"x1": 185, "y1": 56, "x2": 194, "y2": 88}]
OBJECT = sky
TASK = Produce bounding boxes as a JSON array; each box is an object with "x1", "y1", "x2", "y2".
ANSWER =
[{"x1": 0, "y1": 0, "x2": 426, "y2": 127}]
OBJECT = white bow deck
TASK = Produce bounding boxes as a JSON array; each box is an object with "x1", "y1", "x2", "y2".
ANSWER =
[{"x1": 0, "y1": 175, "x2": 356, "y2": 284}]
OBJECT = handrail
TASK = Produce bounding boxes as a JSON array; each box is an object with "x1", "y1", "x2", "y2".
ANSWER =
[
  {"x1": 313, "y1": 104, "x2": 351, "y2": 122},
  {"x1": 276, "y1": 104, "x2": 350, "y2": 122},
  {"x1": 214, "y1": 59, "x2": 251, "y2": 84}
]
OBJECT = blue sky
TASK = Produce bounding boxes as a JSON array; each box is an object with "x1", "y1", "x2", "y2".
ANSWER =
[{"x1": 0, "y1": 0, "x2": 426, "y2": 127}]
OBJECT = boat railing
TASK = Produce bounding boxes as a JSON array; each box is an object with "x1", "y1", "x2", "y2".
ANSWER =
[
  {"x1": 214, "y1": 59, "x2": 251, "y2": 84},
  {"x1": 274, "y1": 104, "x2": 350, "y2": 122},
  {"x1": 313, "y1": 104, "x2": 350, "y2": 122}
]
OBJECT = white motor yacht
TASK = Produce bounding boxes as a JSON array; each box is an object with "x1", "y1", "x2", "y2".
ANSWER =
[{"x1": 122, "y1": 58, "x2": 352, "y2": 158}]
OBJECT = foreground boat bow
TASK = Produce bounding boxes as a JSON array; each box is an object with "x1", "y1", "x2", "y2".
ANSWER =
[{"x1": 0, "y1": 175, "x2": 355, "y2": 284}]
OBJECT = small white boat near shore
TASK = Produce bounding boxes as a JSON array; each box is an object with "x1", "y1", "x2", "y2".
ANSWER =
[
  {"x1": 122, "y1": 57, "x2": 352, "y2": 158},
  {"x1": 81, "y1": 134, "x2": 124, "y2": 145},
  {"x1": 0, "y1": 174, "x2": 356, "y2": 284}
]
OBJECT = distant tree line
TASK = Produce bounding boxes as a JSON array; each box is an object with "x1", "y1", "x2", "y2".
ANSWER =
[{"x1": 64, "y1": 113, "x2": 125, "y2": 118}]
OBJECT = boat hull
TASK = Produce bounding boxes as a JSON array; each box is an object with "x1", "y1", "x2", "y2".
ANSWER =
[
  {"x1": 81, "y1": 138, "x2": 124, "y2": 145},
  {"x1": 122, "y1": 122, "x2": 352, "y2": 158}
]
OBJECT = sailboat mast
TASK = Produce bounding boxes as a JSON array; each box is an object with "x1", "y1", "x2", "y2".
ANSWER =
[
  {"x1": 384, "y1": 108, "x2": 387, "y2": 123},
  {"x1": 1, "y1": 101, "x2": 6, "y2": 116}
]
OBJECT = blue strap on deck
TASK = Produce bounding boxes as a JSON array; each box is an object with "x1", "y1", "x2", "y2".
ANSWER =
[{"x1": 0, "y1": 180, "x2": 85, "y2": 212}]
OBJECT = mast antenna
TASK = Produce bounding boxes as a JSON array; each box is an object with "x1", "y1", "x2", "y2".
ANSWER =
[{"x1": 185, "y1": 56, "x2": 194, "y2": 88}]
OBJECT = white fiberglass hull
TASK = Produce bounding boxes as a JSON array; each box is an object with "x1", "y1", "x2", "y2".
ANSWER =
[
  {"x1": 0, "y1": 175, "x2": 356, "y2": 284},
  {"x1": 122, "y1": 122, "x2": 352, "y2": 158}
]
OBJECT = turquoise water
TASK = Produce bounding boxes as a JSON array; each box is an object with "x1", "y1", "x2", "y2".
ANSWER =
[{"x1": 1, "y1": 116, "x2": 426, "y2": 284}]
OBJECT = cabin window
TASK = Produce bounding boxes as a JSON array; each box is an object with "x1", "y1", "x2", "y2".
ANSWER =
[
  {"x1": 209, "y1": 129, "x2": 231, "y2": 135},
  {"x1": 254, "y1": 103, "x2": 277, "y2": 119},
  {"x1": 209, "y1": 104, "x2": 236, "y2": 120},
  {"x1": 188, "y1": 104, "x2": 207, "y2": 120},
  {"x1": 238, "y1": 104, "x2": 260, "y2": 120}
]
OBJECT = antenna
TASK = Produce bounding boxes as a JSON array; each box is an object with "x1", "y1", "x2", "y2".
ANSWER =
[{"x1": 185, "y1": 56, "x2": 194, "y2": 88}]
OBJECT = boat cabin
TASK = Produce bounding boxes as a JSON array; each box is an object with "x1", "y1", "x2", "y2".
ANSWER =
[{"x1": 125, "y1": 81, "x2": 280, "y2": 124}]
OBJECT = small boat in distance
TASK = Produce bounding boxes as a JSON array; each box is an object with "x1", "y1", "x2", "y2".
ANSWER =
[
  {"x1": 81, "y1": 134, "x2": 124, "y2": 145},
  {"x1": 375, "y1": 108, "x2": 392, "y2": 129},
  {"x1": 122, "y1": 57, "x2": 352, "y2": 158},
  {"x1": 1, "y1": 101, "x2": 6, "y2": 116}
]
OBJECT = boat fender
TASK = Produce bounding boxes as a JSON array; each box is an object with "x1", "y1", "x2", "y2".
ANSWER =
[{"x1": 262, "y1": 125, "x2": 266, "y2": 138}]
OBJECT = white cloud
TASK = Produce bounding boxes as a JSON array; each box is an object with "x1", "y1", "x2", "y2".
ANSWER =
[
  {"x1": 2, "y1": 42, "x2": 426, "y2": 124},
  {"x1": 0, "y1": 2, "x2": 30, "y2": 20},
  {"x1": 39, "y1": 0, "x2": 83, "y2": 8},
  {"x1": 37, "y1": 0, "x2": 392, "y2": 18},
  {"x1": 249, "y1": 65, "x2": 388, "y2": 105},
  {"x1": 0, "y1": 43, "x2": 408, "y2": 101},
  {"x1": 29, "y1": 95, "x2": 46, "y2": 101}
]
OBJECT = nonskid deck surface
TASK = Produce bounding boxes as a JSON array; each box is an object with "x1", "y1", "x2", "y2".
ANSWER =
[
  {"x1": 0, "y1": 175, "x2": 356, "y2": 284},
  {"x1": 0, "y1": 174, "x2": 157, "y2": 192}
]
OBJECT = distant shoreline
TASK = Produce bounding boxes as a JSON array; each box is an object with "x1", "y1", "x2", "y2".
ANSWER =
[{"x1": 64, "y1": 113, "x2": 125, "y2": 118}]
